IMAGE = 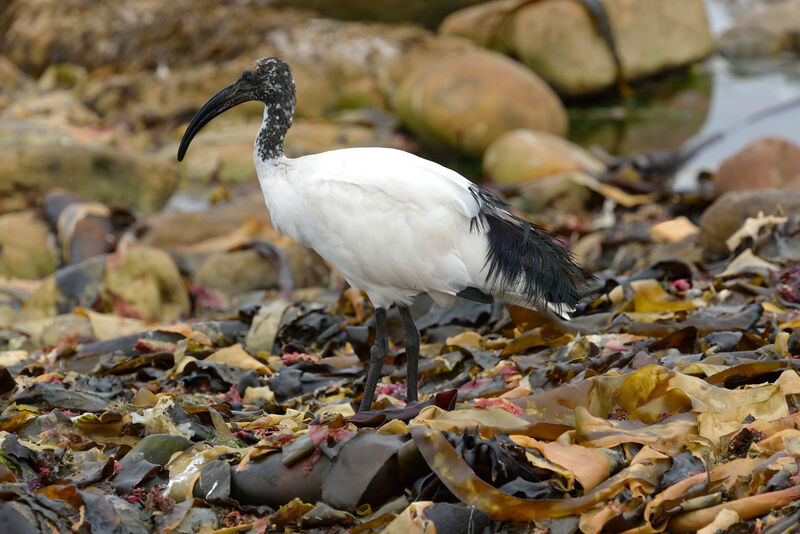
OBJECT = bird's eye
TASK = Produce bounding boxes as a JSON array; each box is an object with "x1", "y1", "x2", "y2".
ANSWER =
[{"x1": 241, "y1": 70, "x2": 254, "y2": 82}]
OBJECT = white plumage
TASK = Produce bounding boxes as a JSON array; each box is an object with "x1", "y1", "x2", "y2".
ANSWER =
[
  {"x1": 257, "y1": 146, "x2": 489, "y2": 309},
  {"x1": 178, "y1": 57, "x2": 586, "y2": 412}
]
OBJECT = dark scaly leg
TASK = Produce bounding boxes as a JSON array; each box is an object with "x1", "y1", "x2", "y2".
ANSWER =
[
  {"x1": 398, "y1": 305, "x2": 420, "y2": 403},
  {"x1": 359, "y1": 307, "x2": 388, "y2": 412}
]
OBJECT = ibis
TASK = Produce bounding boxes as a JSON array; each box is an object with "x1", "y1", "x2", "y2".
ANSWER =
[{"x1": 178, "y1": 57, "x2": 586, "y2": 412}]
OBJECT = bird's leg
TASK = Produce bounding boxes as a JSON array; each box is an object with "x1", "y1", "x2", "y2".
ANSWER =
[
  {"x1": 359, "y1": 307, "x2": 388, "y2": 412},
  {"x1": 398, "y1": 305, "x2": 420, "y2": 404}
]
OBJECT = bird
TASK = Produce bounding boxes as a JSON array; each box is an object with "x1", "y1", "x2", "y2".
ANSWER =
[{"x1": 178, "y1": 57, "x2": 587, "y2": 413}]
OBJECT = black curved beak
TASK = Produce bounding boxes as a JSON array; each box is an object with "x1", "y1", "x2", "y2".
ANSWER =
[{"x1": 177, "y1": 78, "x2": 254, "y2": 161}]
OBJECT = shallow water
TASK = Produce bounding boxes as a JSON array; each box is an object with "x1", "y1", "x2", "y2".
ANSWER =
[{"x1": 567, "y1": 0, "x2": 800, "y2": 190}]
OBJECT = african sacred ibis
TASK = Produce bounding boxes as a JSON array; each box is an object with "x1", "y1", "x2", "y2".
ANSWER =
[{"x1": 178, "y1": 57, "x2": 586, "y2": 412}]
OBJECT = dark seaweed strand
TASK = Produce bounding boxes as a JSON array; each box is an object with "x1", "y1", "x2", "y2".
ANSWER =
[{"x1": 468, "y1": 185, "x2": 583, "y2": 310}]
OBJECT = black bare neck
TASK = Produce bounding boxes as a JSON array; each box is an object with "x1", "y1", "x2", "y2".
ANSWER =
[{"x1": 256, "y1": 96, "x2": 295, "y2": 161}]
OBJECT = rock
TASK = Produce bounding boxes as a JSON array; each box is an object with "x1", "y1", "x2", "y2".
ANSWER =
[
  {"x1": 81, "y1": 56, "x2": 334, "y2": 129},
  {"x1": 440, "y1": 0, "x2": 714, "y2": 96},
  {"x1": 714, "y1": 137, "x2": 800, "y2": 194},
  {"x1": 0, "y1": 211, "x2": 58, "y2": 279},
  {"x1": 483, "y1": 129, "x2": 604, "y2": 184},
  {"x1": 37, "y1": 63, "x2": 88, "y2": 91},
  {"x1": 139, "y1": 195, "x2": 270, "y2": 250},
  {"x1": 43, "y1": 190, "x2": 118, "y2": 264},
  {"x1": 513, "y1": 174, "x2": 593, "y2": 214},
  {"x1": 2, "y1": 0, "x2": 568, "y2": 155},
  {"x1": 272, "y1": 0, "x2": 488, "y2": 28},
  {"x1": 193, "y1": 245, "x2": 328, "y2": 298},
  {"x1": 718, "y1": 0, "x2": 800, "y2": 59},
  {"x1": 0, "y1": 120, "x2": 178, "y2": 213},
  {"x1": 101, "y1": 246, "x2": 190, "y2": 322},
  {"x1": 0, "y1": 55, "x2": 27, "y2": 94},
  {"x1": 1, "y1": 1, "x2": 307, "y2": 75},
  {"x1": 699, "y1": 189, "x2": 800, "y2": 259},
  {"x1": 396, "y1": 50, "x2": 567, "y2": 156}
]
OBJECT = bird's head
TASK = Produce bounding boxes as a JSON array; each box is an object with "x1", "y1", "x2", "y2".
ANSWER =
[{"x1": 177, "y1": 57, "x2": 296, "y2": 161}]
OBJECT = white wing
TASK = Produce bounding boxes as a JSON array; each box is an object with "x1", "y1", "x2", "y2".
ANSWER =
[{"x1": 264, "y1": 147, "x2": 488, "y2": 308}]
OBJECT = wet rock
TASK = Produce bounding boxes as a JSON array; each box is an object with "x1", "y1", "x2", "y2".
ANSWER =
[
  {"x1": 718, "y1": 0, "x2": 800, "y2": 59},
  {"x1": 714, "y1": 137, "x2": 800, "y2": 194},
  {"x1": 0, "y1": 120, "x2": 178, "y2": 213},
  {"x1": 102, "y1": 246, "x2": 190, "y2": 322},
  {"x1": 483, "y1": 129, "x2": 604, "y2": 184},
  {"x1": 0, "y1": 211, "x2": 57, "y2": 279},
  {"x1": 396, "y1": 49, "x2": 567, "y2": 156},
  {"x1": 441, "y1": 0, "x2": 713, "y2": 96},
  {"x1": 699, "y1": 189, "x2": 800, "y2": 259}
]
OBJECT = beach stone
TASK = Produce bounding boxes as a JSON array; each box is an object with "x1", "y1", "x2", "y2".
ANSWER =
[
  {"x1": 139, "y1": 195, "x2": 270, "y2": 250},
  {"x1": 440, "y1": 0, "x2": 713, "y2": 96},
  {"x1": 102, "y1": 246, "x2": 190, "y2": 322},
  {"x1": 0, "y1": 211, "x2": 57, "y2": 280},
  {"x1": 193, "y1": 245, "x2": 328, "y2": 298},
  {"x1": 514, "y1": 175, "x2": 593, "y2": 214},
  {"x1": 395, "y1": 49, "x2": 567, "y2": 156},
  {"x1": 714, "y1": 137, "x2": 800, "y2": 194},
  {"x1": 699, "y1": 189, "x2": 800, "y2": 259},
  {"x1": 718, "y1": 0, "x2": 800, "y2": 59},
  {"x1": 483, "y1": 129, "x2": 604, "y2": 184}
]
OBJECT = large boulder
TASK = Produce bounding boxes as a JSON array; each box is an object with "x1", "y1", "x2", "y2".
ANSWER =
[
  {"x1": 440, "y1": 0, "x2": 714, "y2": 96},
  {"x1": 395, "y1": 50, "x2": 567, "y2": 156},
  {"x1": 483, "y1": 129, "x2": 604, "y2": 184},
  {"x1": 718, "y1": 0, "x2": 800, "y2": 59},
  {"x1": 699, "y1": 189, "x2": 800, "y2": 259},
  {"x1": 714, "y1": 137, "x2": 800, "y2": 194}
]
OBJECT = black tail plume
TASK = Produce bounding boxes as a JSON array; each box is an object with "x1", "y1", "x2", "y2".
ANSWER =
[{"x1": 469, "y1": 186, "x2": 589, "y2": 310}]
